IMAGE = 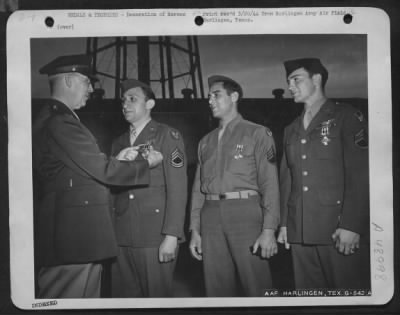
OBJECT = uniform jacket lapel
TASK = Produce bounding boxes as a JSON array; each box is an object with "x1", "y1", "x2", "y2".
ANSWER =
[
  {"x1": 305, "y1": 100, "x2": 336, "y2": 135},
  {"x1": 291, "y1": 115, "x2": 303, "y2": 136},
  {"x1": 133, "y1": 119, "x2": 158, "y2": 147}
]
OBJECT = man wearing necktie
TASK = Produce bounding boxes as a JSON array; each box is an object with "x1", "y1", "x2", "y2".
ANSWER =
[
  {"x1": 32, "y1": 55, "x2": 163, "y2": 298},
  {"x1": 277, "y1": 58, "x2": 370, "y2": 290},
  {"x1": 189, "y1": 75, "x2": 280, "y2": 296},
  {"x1": 110, "y1": 79, "x2": 187, "y2": 297}
]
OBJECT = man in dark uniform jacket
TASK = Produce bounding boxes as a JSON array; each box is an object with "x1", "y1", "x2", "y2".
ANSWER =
[
  {"x1": 277, "y1": 58, "x2": 370, "y2": 290},
  {"x1": 189, "y1": 75, "x2": 280, "y2": 296},
  {"x1": 110, "y1": 79, "x2": 187, "y2": 297},
  {"x1": 33, "y1": 55, "x2": 163, "y2": 298}
]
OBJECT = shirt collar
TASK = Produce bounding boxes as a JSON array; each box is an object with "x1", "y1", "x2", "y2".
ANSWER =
[
  {"x1": 49, "y1": 98, "x2": 80, "y2": 121},
  {"x1": 130, "y1": 117, "x2": 151, "y2": 136},
  {"x1": 304, "y1": 97, "x2": 327, "y2": 118},
  {"x1": 219, "y1": 113, "x2": 242, "y2": 132}
]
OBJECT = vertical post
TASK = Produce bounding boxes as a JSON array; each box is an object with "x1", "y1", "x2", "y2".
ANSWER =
[
  {"x1": 158, "y1": 36, "x2": 166, "y2": 99},
  {"x1": 187, "y1": 36, "x2": 198, "y2": 98},
  {"x1": 193, "y1": 36, "x2": 205, "y2": 99},
  {"x1": 137, "y1": 36, "x2": 150, "y2": 85},
  {"x1": 165, "y1": 36, "x2": 174, "y2": 98},
  {"x1": 91, "y1": 37, "x2": 98, "y2": 75},
  {"x1": 86, "y1": 38, "x2": 91, "y2": 55},
  {"x1": 122, "y1": 37, "x2": 127, "y2": 81},
  {"x1": 115, "y1": 37, "x2": 121, "y2": 100}
]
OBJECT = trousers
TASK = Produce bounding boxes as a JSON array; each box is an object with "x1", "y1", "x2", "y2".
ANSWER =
[
  {"x1": 200, "y1": 198, "x2": 273, "y2": 297},
  {"x1": 37, "y1": 263, "x2": 102, "y2": 298},
  {"x1": 291, "y1": 243, "x2": 370, "y2": 290},
  {"x1": 111, "y1": 246, "x2": 177, "y2": 297}
]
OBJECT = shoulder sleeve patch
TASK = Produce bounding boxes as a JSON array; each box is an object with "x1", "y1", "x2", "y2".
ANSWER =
[
  {"x1": 171, "y1": 147, "x2": 184, "y2": 168},
  {"x1": 354, "y1": 129, "x2": 368, "y2": 149},
  {"x1": 354, "y1": 110, "x2": 365, "y2": 122},
  {"x1": 266, "y1": 146, "x2": 276, "y2": 163},
  {"x1": 170, "y1": 129, "x2": 180, "y2": 140},
  {"x1": 265, "y1": 127, "x2": 272, "y2": 137}
]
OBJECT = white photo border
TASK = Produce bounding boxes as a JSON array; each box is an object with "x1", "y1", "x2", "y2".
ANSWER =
[{"x1": 7, "y1": 7, "x2": 393, "y2": 309}]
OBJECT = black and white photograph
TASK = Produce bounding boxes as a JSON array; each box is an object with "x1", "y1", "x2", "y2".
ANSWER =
[{"x1": 6, "y1": 7, "x2": 393, "y2": 310}]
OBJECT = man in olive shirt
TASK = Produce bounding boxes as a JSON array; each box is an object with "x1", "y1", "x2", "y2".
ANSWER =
[{"x1": 189, "y1": 75, "x2": 280, "y2": 297}]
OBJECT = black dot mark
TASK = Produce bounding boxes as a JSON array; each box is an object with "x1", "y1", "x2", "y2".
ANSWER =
[
  {"x1": 45, "y1": 16, "x2": 54, "y2": 28},
  {"x1": 343, "y1": 14, "x2": 353, "y2": 24},
  {"x1": 194, "y1": 16, "x2": 204, "y2": 26}
]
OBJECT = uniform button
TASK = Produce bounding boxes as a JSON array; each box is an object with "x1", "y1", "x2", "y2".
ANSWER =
[
  {"x1": 303, "y1": 186, "x2": 309, "y2": 192},
  {"x1": 155, "y1": 209, "x2": 160, "y2": 213},
  {"x1": 84, "y1": 200, "x2": 89, "y2": 205},
  {"x1": 302, "y1": 154, "x2": 307, "y2": 160},
  {"x1": 129, "y1": 194, "x2": 135, "y2": 200},
  {"x1": 303, "y1": 171, "x2": 308, "y2": 176},
  {"x1": 337, "y1": 200, "x2": 341, "y2": 205},
  {"x1": 301, "y1": 139, "x2": 307, "y2": 144}
]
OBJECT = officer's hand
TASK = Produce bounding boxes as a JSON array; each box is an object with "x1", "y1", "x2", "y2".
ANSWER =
[
  {"x1": 332, "y1": 228, "x2": 360, "y2": 255},
  {"x1": 189, "y1": 230, "x2": 203, "y2": 261},
  {"x1": 146, "y1": 149, "x2": 163, "y2": 168},
  {"x1": 252, "y1": 229, "x2": 278, "y2": 259},
  {"x1": 159, "y1": 235, "x2": 178, "y2": 263},
  {"x1": 116, "y1": 147, "x2": 139, "y2": 161},
  {"x1": 277, "y1": 226, "x2": 291, "y2": 250}
]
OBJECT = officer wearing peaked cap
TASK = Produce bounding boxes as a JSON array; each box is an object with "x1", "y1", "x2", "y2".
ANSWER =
[
  {"x1": 110, "y1": 79, "x2": 187, "y2": 297},
  {"x1": 39, "y1": 54, "x2": 99, "y2": 81},
  {"x1": 189, "y1": 75, "x2": 280, "y2": 297},
  {"x1": 278, "y1": 58, "x2": 370, "y2": 290},
  {"x1": 32, "y1": 55, "x2": 163, "y2": 298}
]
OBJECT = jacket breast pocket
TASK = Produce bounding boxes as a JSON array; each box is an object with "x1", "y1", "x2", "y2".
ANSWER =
[
  {"x1": 311, "y1": 133, "x2": 341, "y2": 159},
  {"x1": 228, "y1": 143, "x2": 255, "y2": 175},
  {"x1": 200, "y1": 147, "x2": 215, "y2": 181}
]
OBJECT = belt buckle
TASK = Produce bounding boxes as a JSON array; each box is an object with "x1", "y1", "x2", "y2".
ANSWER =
[{"x1": 219, "y1": 194, "x2": 226, "y2": 200}]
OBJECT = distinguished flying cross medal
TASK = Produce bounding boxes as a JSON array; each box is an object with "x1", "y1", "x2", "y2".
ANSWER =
[
  {"x1": 137, "y1": 140, "x2": 154, "y2": 159},
  {"x1": 319, "y1": 119, "x2": 335, "y2": 146},
  {"x1": 234, "y1": 144, "x2": 244, "y2": 159}
]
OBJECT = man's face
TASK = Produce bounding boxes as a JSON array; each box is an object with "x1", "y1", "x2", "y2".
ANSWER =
[
  {"x1": 287, "y1": 67, "x2": 317, "y2": 103},
  {"x1": 121, "y1": 87, "x2": 152, "y2": 124},
  {"x1": 208, "y1": 82, "x2": 237, "y2": 119},
  {"x1": 70, "y1": 73, "x2": 93, "y2": 109}
]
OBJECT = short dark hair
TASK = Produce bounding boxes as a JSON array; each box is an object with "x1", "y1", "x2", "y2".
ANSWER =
[
  {"x1": 303, "y1": 67, "x2": 328, "y2": 89},
  {"x1": 221, "y1": 80, "x2": 243, "y2": 101}
]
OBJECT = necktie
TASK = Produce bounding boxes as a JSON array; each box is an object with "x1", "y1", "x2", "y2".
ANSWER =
[
  {"x1": 303, "y1": 109, "x2": 313, "y2": 130},
  {"x1": 130, "y1": 126, "x2": 137, "y2": 146}
]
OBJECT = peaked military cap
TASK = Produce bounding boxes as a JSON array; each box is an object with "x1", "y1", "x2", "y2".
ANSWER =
[
  {"x1": 39, "y1": 54, "x2": 98, "y2": 81},
  {"x1": 208, "y1": 75, "x2": 243, "y2": 99},
  {"x1": 284, "y1": 58, "x2": 328, "y2": 82}
]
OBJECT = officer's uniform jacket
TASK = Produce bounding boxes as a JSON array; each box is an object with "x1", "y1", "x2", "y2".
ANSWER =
[
  {"x1": 280, "y1": 100, "x2": 369, "y2": 244},
  {"x1": 190, "y1": 114, "x2": 280, "y2": 232},
  {"x1": 111, "y1": 119, "x2": 187, "y2": 247},
  {"x1": 33, "y1": 100, "x2": 150, "y2": 267}
]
